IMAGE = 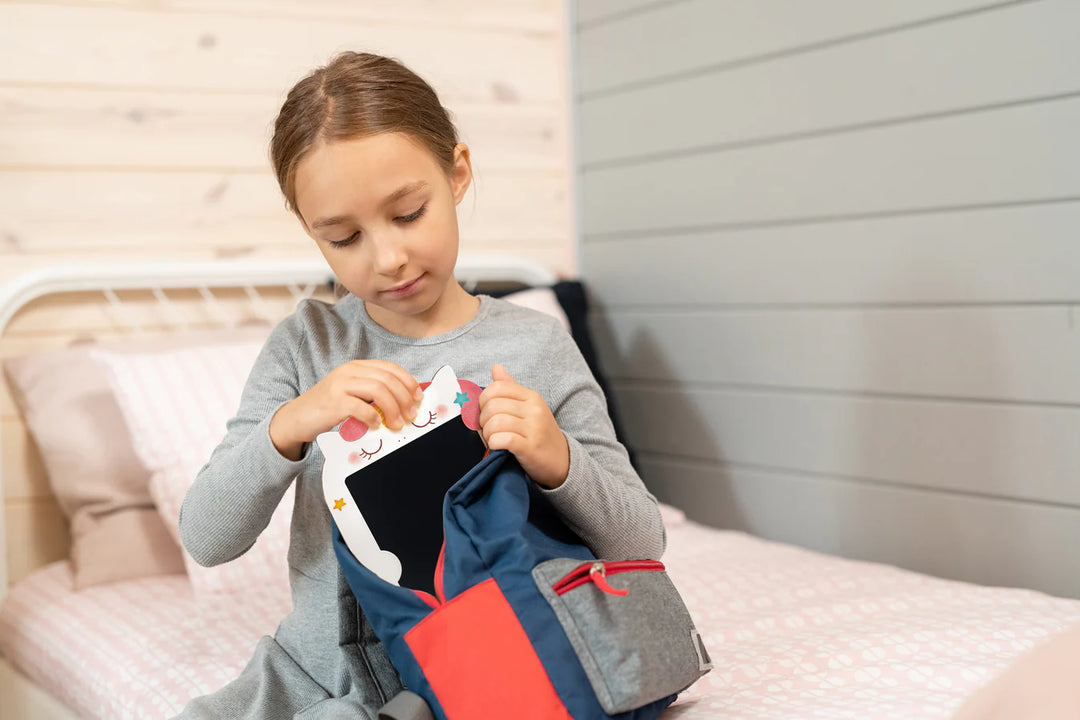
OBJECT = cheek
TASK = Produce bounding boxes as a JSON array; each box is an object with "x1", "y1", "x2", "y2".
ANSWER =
[{"x1": 324, "y1": 252, "x2": 379, "y2": 297}]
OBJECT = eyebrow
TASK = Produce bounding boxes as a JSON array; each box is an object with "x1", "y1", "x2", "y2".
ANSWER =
[{"x1": 310, "y1": 181, "x2": 429, "y2": 230}]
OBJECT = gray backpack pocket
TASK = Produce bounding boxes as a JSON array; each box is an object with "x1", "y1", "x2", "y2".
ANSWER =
[{"x1": 532, "y1": 557, "x2": 712, "y2": 714}]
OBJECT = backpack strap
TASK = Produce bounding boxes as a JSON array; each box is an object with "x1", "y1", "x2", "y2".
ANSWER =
[{"x1": 378, "y1": 690, "x2": 434, "y2": 720}]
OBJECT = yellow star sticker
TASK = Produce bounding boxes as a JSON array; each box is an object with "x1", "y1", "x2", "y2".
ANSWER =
[{"x1": 333, "y1": 498, "x2": 346, "y2": 511}]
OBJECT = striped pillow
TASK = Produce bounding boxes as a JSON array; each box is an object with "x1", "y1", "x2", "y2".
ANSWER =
[{"x1": 95, "y1": 341, "x2": 292, "y2": 601}]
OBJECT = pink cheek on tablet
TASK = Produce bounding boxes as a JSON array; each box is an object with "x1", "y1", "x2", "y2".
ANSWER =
[{"x1": 348, "y1": 451, "x2": 363, "y2": 465}]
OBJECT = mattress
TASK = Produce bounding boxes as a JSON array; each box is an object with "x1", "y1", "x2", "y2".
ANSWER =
[
  {"x1": 2, "y1": 511, "x2": 1079, "y2": 719},
  {"x1": 661, "y1": 519, "x2": 1080, "y2": 718},
  {"x1": 0, "y1": 564, "x2": 291, "y2": 719}
]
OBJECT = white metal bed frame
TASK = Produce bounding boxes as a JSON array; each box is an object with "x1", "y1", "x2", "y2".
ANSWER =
[
  {"x1": 0, "y1": 254, "x2": 556, "y2": 601},
  {"x1": 0, "y1": 254, "x2": 556, "y2": 720}
]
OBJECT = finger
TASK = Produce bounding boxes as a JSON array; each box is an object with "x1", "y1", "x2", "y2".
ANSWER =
[
  {"x1": 491, "y1": 363, "x2": 516, "y2": 384},
  {"x1": 479, "y1": 411, "x2": 522, "y2": 442},
  {"x1": 358, "y1": 363, "x2": 424, "y2": 411},
  {"x1": 347, "y1": 378, "x2": 410, "y2": 430},
  {"x1": 479, "y1": 379, "x2": 531, "y2": 407},
  {"x1": 344, "y1": 399, "x2": 383, "y2": 432},
  {"x1": 350, "y1": 360, "x2": 423, "y2": 403},
  {"x1": 485, "y1": 430, "x2": 525, "y2": 454},
  {"x1": 349, "y1": 367, "x2": 420, "y2": 424},
  {"x1": 478, "y1": 398, "x2": 528, "y2": 429}
]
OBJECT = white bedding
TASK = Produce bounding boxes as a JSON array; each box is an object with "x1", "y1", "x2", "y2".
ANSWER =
[{"x1": 2, "y1": 510, "x2": 1079, "y2": 719}]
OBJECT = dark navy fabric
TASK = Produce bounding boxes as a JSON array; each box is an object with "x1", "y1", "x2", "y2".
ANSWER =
[{"x1": 332, "y1": 449, "x2": 674, "y2": 720}]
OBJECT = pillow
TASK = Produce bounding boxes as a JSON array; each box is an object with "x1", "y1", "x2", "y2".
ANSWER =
[
  {"x1": 94, "y1": 340, "x2": 292, "y2": 600},
  {"x1": 501, "y1": 287, "x2": 571, "y2": 333},
  {"x1": 2, "y1": 325, "x2": 269, "y2": 589}
]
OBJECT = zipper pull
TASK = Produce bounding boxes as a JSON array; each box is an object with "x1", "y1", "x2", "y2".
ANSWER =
[{"x1": 589, "y1": 562, "x2": 629, "y2": 597}]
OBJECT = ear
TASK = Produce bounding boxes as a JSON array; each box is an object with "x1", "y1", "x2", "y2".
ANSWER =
[
  {"x1": 315, "y1": 430, "x2": 345, "y2": 459},
  {"x1": 450, "y1": 143, "x2": 472, "y2": 205},
  {"x1": 427, "y1": 365, "x2": 460, "y2": 402}
]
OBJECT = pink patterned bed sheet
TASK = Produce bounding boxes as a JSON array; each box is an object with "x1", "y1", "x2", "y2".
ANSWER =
[
  {"x1": 0, "y1": 566, "x2": 292, "y2": 719},
  {"x1": 2, "y1": 512, "x2": 1079, "y2": 719}
]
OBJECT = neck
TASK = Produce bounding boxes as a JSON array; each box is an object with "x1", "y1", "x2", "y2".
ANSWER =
[{"x1": 364, "y1": 278, "x2": 480, "y2": 338}]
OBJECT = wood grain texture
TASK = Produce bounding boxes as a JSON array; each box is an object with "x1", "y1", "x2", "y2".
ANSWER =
[
  {"x1": 0, "y1": 87, "x2": 566, "y2": 171},
  {"x1": 0, "y1": 4, "x2": 561, "y2": 101},
  {"x1": 0, "y1": 168, "x2": 569, "y2": 253},
  {"x1": 32, "y1": 0, "x2": 561, "y2": 30},
  {"x1": 1, "y1": 0, "x2": 574, "y2": 585}
]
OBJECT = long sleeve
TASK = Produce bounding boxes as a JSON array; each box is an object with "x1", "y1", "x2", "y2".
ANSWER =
[
  {"x1": 536, "y1": 322, "x2": 666, "y2": 561},
  {"x1": 178, "y1": 317, "x2": 311, "y2": 566}
]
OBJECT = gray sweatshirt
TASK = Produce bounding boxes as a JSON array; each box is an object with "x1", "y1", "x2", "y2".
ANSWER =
[{"x1": 174, "y1": 293, "x2": 665, "y2": 719}]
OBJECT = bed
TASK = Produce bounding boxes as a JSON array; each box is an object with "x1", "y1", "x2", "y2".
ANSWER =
[{"x1": 1, "y1": 255, "x2": 1078, "y2": 720}]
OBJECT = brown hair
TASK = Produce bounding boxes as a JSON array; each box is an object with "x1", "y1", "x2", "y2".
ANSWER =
[{"x1": 270, "y1": 51, "x2": 459, "y2": 218}]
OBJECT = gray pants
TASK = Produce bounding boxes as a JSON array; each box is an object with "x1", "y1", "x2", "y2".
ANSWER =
[{"x1": 173, "y1": 634, "x2": 429, "y2": 720}]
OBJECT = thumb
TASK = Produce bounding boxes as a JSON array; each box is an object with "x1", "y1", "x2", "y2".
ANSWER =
[{"x1": 491, "y1": 363, "x2": 516, "y2": 383}]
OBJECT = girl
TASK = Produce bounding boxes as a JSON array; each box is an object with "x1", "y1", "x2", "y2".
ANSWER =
[{"x1": 174, "y1": 51, "x2": 665, "y2": 719}]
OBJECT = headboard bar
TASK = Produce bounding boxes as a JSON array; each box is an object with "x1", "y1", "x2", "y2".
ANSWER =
[{"x1": 0, "y1": 253, "x2": 557, "y2": 598}]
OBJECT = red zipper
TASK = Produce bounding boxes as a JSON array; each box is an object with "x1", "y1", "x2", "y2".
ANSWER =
[{"x1": 552, "y1": 560, "x2": 665, "y2": 597}]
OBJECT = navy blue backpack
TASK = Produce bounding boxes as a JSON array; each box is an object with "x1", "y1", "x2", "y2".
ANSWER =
[{"x1": 333, "y1": 449, "x2": 711, "y2": 720}]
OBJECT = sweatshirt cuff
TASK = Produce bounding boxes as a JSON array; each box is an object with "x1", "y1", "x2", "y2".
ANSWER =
[
  {"x1": 536, "y1": 432, "x2": 598, "y2": 514},
  {"x1": 261, "y1": 400, "x2": 313, "y2": 472}
]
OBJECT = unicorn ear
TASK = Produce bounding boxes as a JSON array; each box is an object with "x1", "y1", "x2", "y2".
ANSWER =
[
  {"x1": 316, "y1": 430, "x2": 346, "y2": 458},
  {"x1": 427, "y1": 365, "x2": 460, "y2": 401}
]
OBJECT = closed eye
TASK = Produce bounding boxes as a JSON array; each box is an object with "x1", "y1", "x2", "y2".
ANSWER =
[
  {"x1": 358, "y1": 439, "x2": 383, "y2": 459},
  {"x1": 329, "y1": 232, "x2": 359, "y2": 249},
  {"x1": 328, "y1": 203, "x2": 427, "y2": 248},
  {"x1": 411, "y1": 410, "x2": 438, "y2": 428},
  {"x1": 396, "y1": 203, "x2": 427, "y2": 224}
]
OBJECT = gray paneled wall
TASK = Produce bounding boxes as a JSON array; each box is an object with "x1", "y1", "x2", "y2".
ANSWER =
[{"x1": 572, "y1": 0, "x2": 1080, "y2": 598}]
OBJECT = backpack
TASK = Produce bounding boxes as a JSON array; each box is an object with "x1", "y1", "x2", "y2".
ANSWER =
[{"x1": 333, "y1": 449, "x2": 712, "y2": 720}]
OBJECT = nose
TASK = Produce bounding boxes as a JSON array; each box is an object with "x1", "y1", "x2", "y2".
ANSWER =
[{"x1": 370, "y1": 235, "x2": 408, "y2": 276}]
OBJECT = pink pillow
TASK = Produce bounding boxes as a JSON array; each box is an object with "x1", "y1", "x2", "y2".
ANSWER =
[
  {"x1": 3, "y1": 327, "x2": 269, "y2": 589},
  {"x1": 94, "y1": 341, "x2": 292, "y2": 600},
  {"x1": 501, "y1": 287, "x2": 571, "y2": 333}
]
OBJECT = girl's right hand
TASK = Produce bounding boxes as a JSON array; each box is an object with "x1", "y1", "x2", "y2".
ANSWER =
[{"x1": 269, "y1": 359, "x2": 423, "y2": 461}]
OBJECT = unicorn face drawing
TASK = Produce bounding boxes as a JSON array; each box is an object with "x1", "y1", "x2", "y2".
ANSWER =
[{"x1": 317, "y1": 365, "x2": 484, "y2": 589}]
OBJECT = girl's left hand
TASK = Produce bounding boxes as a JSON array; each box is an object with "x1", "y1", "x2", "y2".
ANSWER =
[{"x1": 478, "y1": 364, "x2": 570, "y2": 488}]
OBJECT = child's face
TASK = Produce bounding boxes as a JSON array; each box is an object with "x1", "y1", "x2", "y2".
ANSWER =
[{"x1": 293, "y1": 132, "x2": 471, "y2": 325}]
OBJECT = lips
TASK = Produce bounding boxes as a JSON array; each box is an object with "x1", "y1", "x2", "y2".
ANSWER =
[{"x1": 382, "y1": 273, "x2": 425, "y2": 298}]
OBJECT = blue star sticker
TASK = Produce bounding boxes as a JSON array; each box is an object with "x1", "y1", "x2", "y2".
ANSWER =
[{"x1": 454, "y1": 391, "x2": 469, "y2": 408}]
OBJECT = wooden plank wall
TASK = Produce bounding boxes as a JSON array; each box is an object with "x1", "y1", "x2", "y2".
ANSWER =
[
  {"x1": 573, "y1": 0, "x2": 1080, "y2": 597},
  {"x1": 0, "y1": 0, "x2": 574, "y2": 587}
]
